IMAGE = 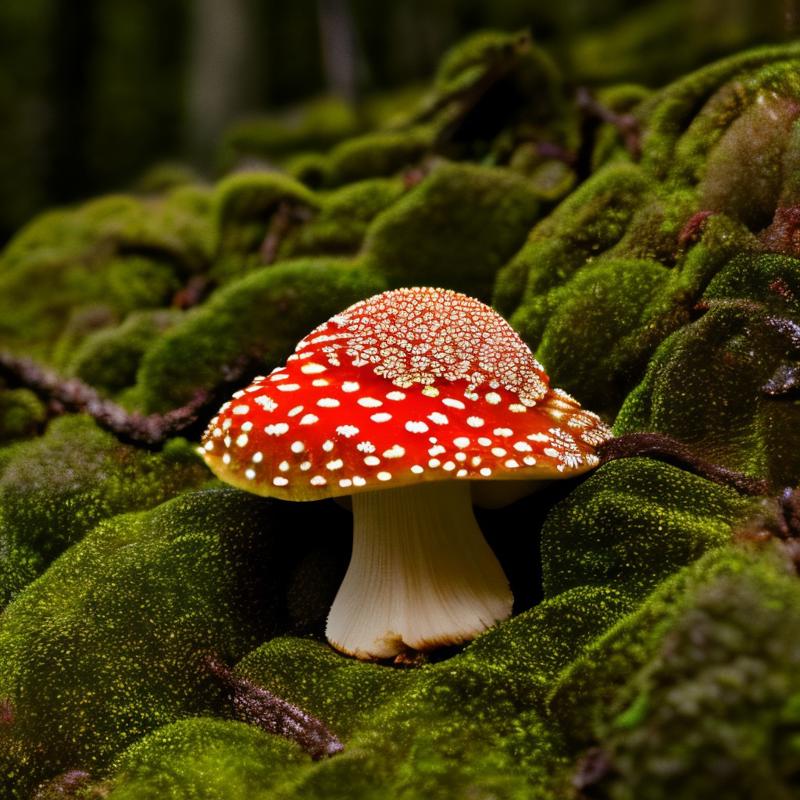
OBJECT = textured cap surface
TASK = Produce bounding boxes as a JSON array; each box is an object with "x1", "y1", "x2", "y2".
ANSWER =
[{"x1": 201, "y1": 287, "x2": 611, "y2": 499}]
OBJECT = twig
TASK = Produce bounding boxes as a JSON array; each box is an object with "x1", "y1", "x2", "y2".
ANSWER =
[
  {"x1": 576, "y1": 87, "x2": 642, "y2": 160},
  {"x1": 207, "y1": 656, "x2": 343, "y2": 760}
]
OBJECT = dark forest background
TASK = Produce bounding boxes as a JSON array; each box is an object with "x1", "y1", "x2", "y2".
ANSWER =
[{"x1": 1, "y1": 0, "x2": 798, "y2": 244}]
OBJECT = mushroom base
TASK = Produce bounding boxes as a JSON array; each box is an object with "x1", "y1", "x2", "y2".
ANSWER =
[{"x1": 326, "y1": 481, "x2": 513, "y2": 660}]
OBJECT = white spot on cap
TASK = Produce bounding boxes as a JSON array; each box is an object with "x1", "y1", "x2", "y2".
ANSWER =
[
  {"x1": 236, "y1": 434, "x2": 249, "y2": 447},
  {"x1": 491, "y1": 447, "x2": 507, "y2": 457},
  {"x1": 339, "y1": 478, "x2": 353, "y2": 489},
  {"x1": 442, "y1": 398, "x2": 465, "y2": 410},
  {"x1": 428, "y1": 444, "x2": 446, "y2": 456},
  {"x1": 377, "y1": 471, "x2": 392, "y2": 481},
  {"x1": 486, "y1": 392, "x2": 501, "y2": 405},
  {"x1": 203, "y1": 441, "x2": 214, "y2": 451},
  {"x1": 222, "y1": 419, "x2": 232, "y2": 430},
  {"x1": 353, "y1": 476, "x2": 367, "y2": 487},
  {"x1": 288, "y1": 405, "x2": 304, "y2": 417},
  {"x1": 310, "y1": 476, "x2": 327, "y2": 486},
  {"x1": 222, "y1": 453, "x2": 231, "y2": 464},
  {"x1": 442, "y1": 461, "x2": 456, "y2": 471},
  {"x1": 544, "y1": 447, "x2": 561, "y2": 458},
  {"x1": 453, "y1": 436, "x2": 470, "y2": 448},
  {"x1": 301, "y1": 363, "x2": 326, "y2": 374},
  {"x1": 326, "y1": 459, "x2": 344, "y2": 471},
  {"x1": 357, "y1": 397, "x2": 383, "y2": 408},
  {"x1": 523, "y1": 456, "x2": 537, "y2": 466},
  {"x1": 513, "y1": 441, "x2": 533, "y2": 452},
  {"x1": 241, "y1": 421, "x2": 254, "y2": 432},
  {"x1": 269, "y1": 372, "x2": 287, "y2": 381},
  {"x1": 276, "y1": 383, "x2": 300, "y2": 392},
  {"x1": 479, "y1": 467, "x2": 492, "y2": 477},
  {"x1": 232, "y1": 390, "x2": 245, "y2": 399},
  {"x1": 317, "y1": 397, "x2": 340, "y2": 408},
  {"x1": 279, "y1": 461, "x2": 290, "y2": 472},
  {"x1": 265, "y1": 423, "x2": 289, "y2": 436},
  {"x1": 290, "y1": 441, "x2": 305, "y2": 454},
  {"x1": 422, "y1": 386, "x2": 439, "y2": 397},
  {"x1": 493, "y1": 427, "x2": 512, "y2": 437},
  {"x1": 299, "y1": 414, "x2": 319, "y2": 425},
  {"x1": 273, "y1": 476, "x2": 289, "y2": 486},
  {"x1": 255, "y1": 396, "x2": 278, "y2": 412},
  {"x1": 527, "y1": 432, "x2": 550, "y2": 442},
  {"x1": 467, "y1": 416, "x2": 484, "y2": 428},
  {"x1": 428, "y1": 412, "x2": 449, "y2": 425},
  {"x1": 364, "y1": 455, "x2": 381, "y2": 466},
  {"x1": 356, "y1": 441, "x2": 375, "y2": 453},
  {"x1": 471, "y1": 456, "x2": 482, "y2": 466},
  {"x1": 504, "y1": 459, "x2": 520, "y2": 469},
  {"x1": 336, "y1": 425, "x2": 359, "y2": 438},
  {"x1": 386, "y1": 391, "x2": 406, "y2": 401},
  {"x1": 410, "y1": 465, "x2": 424, "y2": 474},
  {"x1": 312, "y1": 378, "x2": 329, "y2": 387},
  {"x1": 455, "y1": 452, "x2": 467, "y2": 462},
  {"x1": 509, "y1": 404, "x2": 527, "y2": 413},
  {"x1": 383, "y1": 445, "x2": 405, "y2": 459},
  {"x1": 323, "y1": 440, "x2": 335, "y2": 452},
  {"x1": 245, "y1": 468, "x2": 256, "y2": 480},
  {"x1": 300, "y1": 461, "x2": 311, "y2": 471},
  {"x1": 252, "y1": 452, "x2": 264, "y2": 463},
  {"x1": 457, "y1": 469, "x2": 468, "y2": 477},
  {"x1": 405, "y1": 420, "x2": 429, "y2": 433},
  {"x1": 371, "y1": 412, "x2": 392, "y2": 423},
  {"x1": 478, "y1": 437, "x2": 492, "y2": 446},
  {"x1": 342, "y1": 381, "x2": 360, "y2": 393},
  {"x1": 428, "y1": 459, "x2": 441, "y2": 468},
  {"x1": 212, "y1": 428, "x2": 222, "y2": 438}
]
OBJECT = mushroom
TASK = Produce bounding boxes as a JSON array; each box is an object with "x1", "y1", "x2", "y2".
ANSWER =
[{"x1": 201, "y1": 287, "x2": 611, "y2": 660}]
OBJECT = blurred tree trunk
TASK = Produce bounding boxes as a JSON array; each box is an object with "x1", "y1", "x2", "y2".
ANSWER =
[
  {"x1": 317, "y1": 0, "x2": 358, "y2": 103},
  {"x1": 187, "y1": 0, "x2": 254, "y2": 165}
]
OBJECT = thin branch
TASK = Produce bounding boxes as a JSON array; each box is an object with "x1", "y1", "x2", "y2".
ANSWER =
[
  {"x1": 207, "y1": 656, "x2": 343, "y2": 760},
  {"x1": 599, "y1": 432, "x2": 769, "y2": 496}
]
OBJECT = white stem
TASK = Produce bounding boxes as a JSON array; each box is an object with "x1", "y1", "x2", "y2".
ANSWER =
[{"x1": 326, "y1": 481, "x2": 513, "y2": 659}]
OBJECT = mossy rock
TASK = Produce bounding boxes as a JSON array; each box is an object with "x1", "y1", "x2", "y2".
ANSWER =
[
  {"x1": 0, "y1": 189, "x2": 211, "y2": 359},
  {"x1": 541, "y1": 458, "x2": 750, "y2": 601},
  {"x1": 279, "y1": 178, "x2": 405, "y2": 260},
  {"x1": 218, "y1": 95, "x2": 362, "y2": 173},
  {"x1": 210, "y1": 171, "x2": 320, "y2": 282},
  {"x1": 615, "y1": 288, "x2": 800, "y2": 488},
  {"x1": 105, "y1": 717, "x2": 305, "y2": 799},
  {"x1": 363, "y1": 160, "x2": 542, "y2": 301},
  {"x1": 136, "y1": 258, "x2": 386, "y2": 412},
  {"x1": 66, "y1": 309, "x2": 182, "y2": 397},
  {"x1": 0, "y1": 416, "x2": 209, "y2": 605},
  {"x1": 549, "y1": 546, "x2": 800, "y2": 799},
  {"x1": 0, "y1": 488, "x2": 312, "y2": 797},
  {"x1": 0, "y1": 389, "x2": 45, "y2": 444}
]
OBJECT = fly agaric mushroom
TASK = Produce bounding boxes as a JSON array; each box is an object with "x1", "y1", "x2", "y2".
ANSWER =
[{"x1": 201, "y1": 287, "x2": 611, "y2": 660}]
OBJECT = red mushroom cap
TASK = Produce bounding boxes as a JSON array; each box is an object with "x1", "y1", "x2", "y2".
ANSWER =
[{"x1": 201, "y1": 287, "x2": 611, "y2": 498}]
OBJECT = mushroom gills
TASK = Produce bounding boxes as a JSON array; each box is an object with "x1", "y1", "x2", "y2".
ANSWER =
[{"x1": 326, "y1": 481, "x2": 513, "y2": 660}]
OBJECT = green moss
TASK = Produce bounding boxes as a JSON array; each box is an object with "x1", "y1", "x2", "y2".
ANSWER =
[
  {"x1": 0, "y1": 389, "x2": 45, "y2": 443},
  {"x1": 0, "y1": 488, "x2": 290, "y2": 797},
  {"x1": 136, "y1": 259, "x2": 386, "y2": 412},
  {"x1": 615, "y1": 288, "x2": 800, "y2": 487},
  {"x1": 66, "y1": 309, "x2": 182, "y2": 397},
  {"x1": 218, "y1": 96, "x2": 362, "y2": 173},
  {"x1": 210, "y1": 171, "x2": 320, "y2": 282},
  {"x1": 494, "y1": 163, "x2": 651, "y2": 323},
  {"x1": 597, "y1": 550, "x2": 800, "y2": 799},
  {"x1": 541, "y1": 459, "x2": 749, "y2": 602},
  {"x1": 107, "y1": 718, "x2": 305, "y2": 799},
  {"x1": 0, "y1": 416, "x2": 208, "y2": 604},
  {"x1": 279, "y1": 178, "x2": 405, "y2": 259},
  {"x1": 363, "y1": 161, "x2": 541, "y2": 301},
  {"x1": 0, "y1": 189, "x2": 211, "y2": 359},
  {"x1": 323, "y1": 126, "x2": 435, "y2": 187}
]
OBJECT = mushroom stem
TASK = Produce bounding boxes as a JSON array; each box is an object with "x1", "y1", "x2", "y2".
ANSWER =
[{"x1": 326, "y1": 481, "x2": 513, "y2": 660}]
